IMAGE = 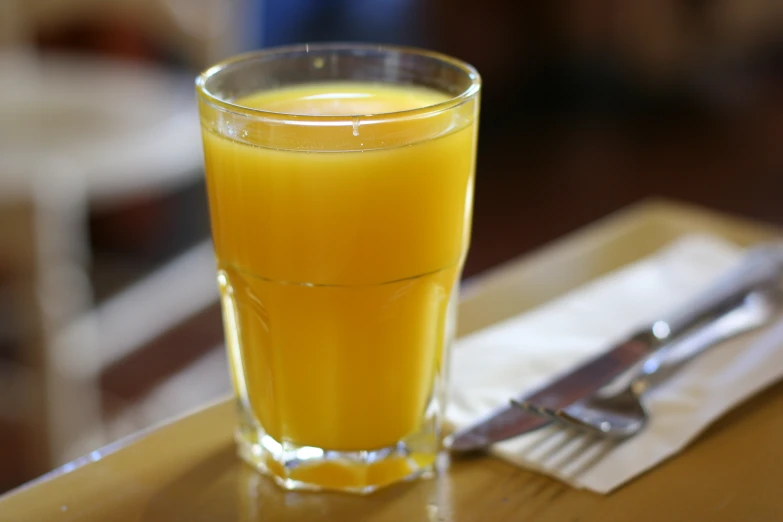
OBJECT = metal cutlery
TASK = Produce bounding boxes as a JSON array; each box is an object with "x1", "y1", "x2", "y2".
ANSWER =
[
  {"x1": 513, "y1": 287, "x2": 781, "y2": 439},
  {"x1": 448, "y1": 242, "x2": 783, "y2": 452}
]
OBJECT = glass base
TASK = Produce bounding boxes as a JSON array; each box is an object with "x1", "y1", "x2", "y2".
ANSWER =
[{"x1": 235, "y1": 423, "x2": 438, "y2": 494}]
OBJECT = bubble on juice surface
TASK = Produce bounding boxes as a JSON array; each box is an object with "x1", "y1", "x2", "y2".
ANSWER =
[{"x1": 352, "y1": 117, "x2": 360, "y2": 137}]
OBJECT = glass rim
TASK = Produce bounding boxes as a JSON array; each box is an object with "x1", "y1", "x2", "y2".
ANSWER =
[{"x1": 195, "y1": 42, "x2": 482, "y2": 125}]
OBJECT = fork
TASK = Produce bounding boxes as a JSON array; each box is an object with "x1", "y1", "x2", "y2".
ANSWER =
[{"x1": 513, "y1": 288, "x2": 781, "y2": 439}]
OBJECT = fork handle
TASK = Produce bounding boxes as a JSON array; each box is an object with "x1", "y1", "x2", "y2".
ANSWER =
[
  {"x1": 634, "y1": 292, "x2": 770, "y2": 393},
  {"x1": 659, "y1": 243, "x2": 783, "y2": 338}
]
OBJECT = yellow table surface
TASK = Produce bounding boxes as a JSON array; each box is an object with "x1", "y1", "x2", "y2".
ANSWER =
[{"x1": 3, "y1": 200, "x2": 782, "y2": 522}]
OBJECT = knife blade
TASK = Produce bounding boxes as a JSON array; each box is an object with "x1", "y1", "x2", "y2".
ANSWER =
[{"x1": 446, "y1": 242, "x2": 783, "y2": 453}]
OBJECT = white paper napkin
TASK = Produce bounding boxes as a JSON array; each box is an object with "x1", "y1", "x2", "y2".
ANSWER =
[{"x1": 447, "y1": 234, "x2": 783, "y2": 493}]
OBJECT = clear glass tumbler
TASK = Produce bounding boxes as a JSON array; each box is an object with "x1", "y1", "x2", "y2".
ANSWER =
[{"x1": 196, "y1": 43, "x2": 480, "y2": 493}]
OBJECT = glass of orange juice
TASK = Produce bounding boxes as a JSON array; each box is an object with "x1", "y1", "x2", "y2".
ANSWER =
[{"x1": 196, "y1": 43, "x2": 480, "y2": 493}]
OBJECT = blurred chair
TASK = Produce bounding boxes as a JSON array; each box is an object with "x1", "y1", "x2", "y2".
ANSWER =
[
  {"x1": 0, "y1": 152, "x2": 221, "y2": 489},
  {"x1": 0, "y1": 0, "x2": 225, "y2": 486}
]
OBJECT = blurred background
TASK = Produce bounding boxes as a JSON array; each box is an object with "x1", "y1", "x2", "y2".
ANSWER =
[{"x1": 1, "y1": 0, "x2": 782, "y2": 494}]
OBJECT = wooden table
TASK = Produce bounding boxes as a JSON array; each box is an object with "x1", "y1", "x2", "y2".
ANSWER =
[{"x1": 2, "y1": 200, "x2": 782, "y2": 522}]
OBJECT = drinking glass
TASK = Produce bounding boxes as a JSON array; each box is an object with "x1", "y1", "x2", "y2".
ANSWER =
[{"x1": 196, "y1": 43, "x2": 480, "y2": 493}]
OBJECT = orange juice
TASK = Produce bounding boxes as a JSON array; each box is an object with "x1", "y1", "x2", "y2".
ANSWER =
[{"x1": 201, "y1": 81, "x2": 477, "y2": 478}]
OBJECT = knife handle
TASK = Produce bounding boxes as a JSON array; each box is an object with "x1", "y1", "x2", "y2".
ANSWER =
[{"x1": 657, "y1": 243, "x2": 783, "y2": 340}]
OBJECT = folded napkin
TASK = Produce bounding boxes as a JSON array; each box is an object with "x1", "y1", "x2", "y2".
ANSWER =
[{"x1": 447, "y1": 234, "x2": 783, "y2": 493}]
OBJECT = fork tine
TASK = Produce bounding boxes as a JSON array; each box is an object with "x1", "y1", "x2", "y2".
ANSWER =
[
  {"x1": 555, "y1": 409, "x2": 613, "y2": 436},
  {"x1": 512, "y1": 399, "x2": 603, "y2": 434},
  {"x1": 510, "y1": 399, "x2": 561, "y2": 424},
  {"x1": 556, "y1": 408, "x2": 640, "y2": 439}
]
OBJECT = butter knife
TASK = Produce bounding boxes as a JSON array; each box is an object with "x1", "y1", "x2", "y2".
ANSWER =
[{"x1": 446, "y1": 243, "x2": 783, "y2": 453}]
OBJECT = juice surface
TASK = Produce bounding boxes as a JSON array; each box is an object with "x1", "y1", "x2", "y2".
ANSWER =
[{"x1": 202, "y1": 82, "x2": 477, "y2": 450}]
